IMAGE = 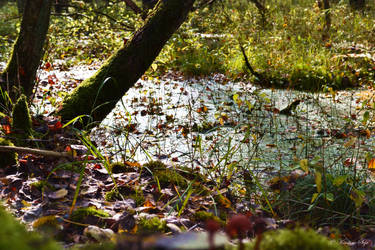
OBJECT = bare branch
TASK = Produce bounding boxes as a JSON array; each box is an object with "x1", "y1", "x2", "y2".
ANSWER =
[{"x1": 0, "y1": 146, "x2": 73, "y2": 160}]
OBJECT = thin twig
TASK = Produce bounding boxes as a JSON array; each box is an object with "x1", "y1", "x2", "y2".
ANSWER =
[{"x1": 0, "y1": 145, "x2": 73, "y2": 160}]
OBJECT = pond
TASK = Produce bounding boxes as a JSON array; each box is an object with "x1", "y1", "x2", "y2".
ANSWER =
[{"x1": 27, "y1": 63, "x2": 375, "y2": 186}]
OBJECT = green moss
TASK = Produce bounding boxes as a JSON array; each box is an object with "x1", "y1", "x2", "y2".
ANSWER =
[
  {"x1": 30, "y1": 180, "x2": 54, "y2": 192},
  {"x1": 138, "y1": 216, "x2": 167, "y2": 234},
  {"x1": 0, "y1": 205, "x2": 61, "y2": 250},
  {"x1": 143, "y1": 160, "x2": 167, "y2": 171},
  {"x1": 32, "y1": 215, "x2": 61, "y2": 237},
  {"x1": 71, "y1": 242, "x2": 115, "y2": 250},
  {"x1": 109, "y1": 162, "x2": 133, "y2": 173},
  {"x1": 11, "y1": 94, "x2": 32, "y2": 134},
  {"x1": 143, "y1": 161, "x2": 188, "y2": 188},
  {"x1": 229, "y1": 228, "x2": 347, "y2": 250},
  {"x1": 104, "y1": 186, "x2": 145, "y2": 206},
  {"x1": 70, "y1": 207, "x2": 110, "y2": 223},
  {"x1": 0, "y1": 137, "x2": 18, "y2": 166},
  {"x1": 193, "y1": 211, "x2": 224, "y2": 226}
]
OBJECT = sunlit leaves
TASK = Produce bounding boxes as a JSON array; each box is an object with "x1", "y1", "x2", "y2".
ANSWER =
[
  {"x1": 232, "y1": 93, "x2": 242, "y2": 106},
  {"x1": 299, "y1": 159, "x2": 309, "y2": 173},
  {"x1": 315, "y1": 171, "x2": 322, "y2": 193}
]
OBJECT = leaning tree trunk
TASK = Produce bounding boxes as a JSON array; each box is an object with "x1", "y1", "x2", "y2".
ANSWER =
[
  {"x1": 1, "y1": 0, "x2": 52, "y2": 101},
  {"x1": 58, "y1": 0, "x2": 195, "y2": 124}
]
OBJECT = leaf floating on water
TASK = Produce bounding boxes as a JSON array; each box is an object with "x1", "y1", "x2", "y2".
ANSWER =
[
  {"x1": 124, "y1": 161, "x2": 141, "y2": 168},
  {"x1": 344, "y1": 136, "x2": 357, "y2": 148},
  {"x1": 233, "y1": 93, "x2": 242, "y2": 106},
  {"x1": 48, "y1": 188, "x2": 68, "y2": 200}
]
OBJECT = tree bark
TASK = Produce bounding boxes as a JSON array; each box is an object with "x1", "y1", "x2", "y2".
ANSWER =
[
  {"x1": 349, "y1": 0, "x2": 366, "y2": 10},
  {"x1": 1, "y1": 0, "x2": 52, "y2": 101},
  {"x1": 58, "y1": 0, "x2": 196, "y2": 125}
]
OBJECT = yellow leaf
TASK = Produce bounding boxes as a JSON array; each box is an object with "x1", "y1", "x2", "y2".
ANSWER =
[
  {"x1": 216, "y1": 194, "x2": 232, "y2": 209},
  {"x1": 21, "y1": 200, "x2": 32, "y2": 208},
  {"x1": 219, "y1": 117, "x2": 224, "y2": 125},
  {"x1": 252, "y1": 134, "x2": 257, "y2": 143},
  {"x1": 328, "y1": 87, "x2": 336, "y2": 100},
  {"x1": 233, "y1": 93, "x2": 242, "y2": 106},
  {"x1": 48, "y1": 188, "x2": 68, "y2": 200},
  {"x1": 311, "y1": 193, "x2": 319, "y2": 203},
  {"x1": 32, "y1": 215, "x2": 57, "y2": 228},
  {"x1": 125, "y1": 161, "x2": 141, "y2": 168},
  {"x1": 299, "y1": 159, "x2": 309, "y2": 173},
  {"x1": 151, "y1": 63, "x2": 158, "y2": 71},
  {"x1": 315, "y1": 171, "x2": 322, "y2": 193},
  {"x1": 368, "y1": 158, "x2": 375, "y2": 171}
]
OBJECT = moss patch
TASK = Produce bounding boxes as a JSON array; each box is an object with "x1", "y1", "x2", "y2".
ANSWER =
[
  {"x1": 71, "y1": 242, "x2": 115, "y2": 250},
  {"x1": 109, "y1": 162, "x2": 134, "y2": 173},
  {"x1": 104, "y1": 186, "x2": 145, "y2": 206},
  {"x1": 235, "y1": 227, "x2": 347, "y2": 250},
  {"x1": 143, "y1": 161, "x2": 188, "y2": 189},
  {"x1": 193, "y1": 211, "x2": 224, "y2": 226},
  {"x1": 0, "y1": 205, "x2": 61, "y2": 250},
  {"x1": 11, "y1": 94, "x2": 32, "y2": 134},
  {"x1": 0, "y1": 137, "x2": 18, "y2": 167},
  {"x1": 70, "y1": 207, "x2": 110, "y2": 223},
  {"x1": 138, "y1": 216, "x2": 167, "y2": 234}
]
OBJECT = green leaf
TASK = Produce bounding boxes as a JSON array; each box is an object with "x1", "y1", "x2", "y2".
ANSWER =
[
  {"x1": 245, "y1": 100, "x2": 253, "y2": 112},
  {"x1": 233, "y1": 93, "x2": 239, "y2": 103},
  {"x1": 333, "y1": 175, "x2": 347, "y2": 186},
  {"x1": 350, "y1": 188, "x2": 365, "y2": 208},
  {"x1": 311, "y1": 192, "x2": 320, "y2": 203},
  {"x1": 325, "y1": 193, "x2": 334, "y2": 202},
  {"x1": 362, "y1": 111, "x2": 370, "y2": 125}
]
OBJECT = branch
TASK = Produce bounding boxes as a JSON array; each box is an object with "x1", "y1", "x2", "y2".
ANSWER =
[
  {"x1": 52, "y1": 3, "x2": 135, "y2": 31},
  {"x1": 0, "y1": 146, "x2": 73, "y2": 160},
  {"x1": 239, "y1": 43, "x2": 263, "y2": 80},
  {"x1": 193, "y1": 0, "x2": 220, "y2": 10},
  {"x1": 123, "y1": 0, "x2": 147, "y2": 19}
]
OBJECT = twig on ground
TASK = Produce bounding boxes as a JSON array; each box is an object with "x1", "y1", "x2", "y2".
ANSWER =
[{"x1": 0, "y1": 145, "x2": 73, "y2": 160}]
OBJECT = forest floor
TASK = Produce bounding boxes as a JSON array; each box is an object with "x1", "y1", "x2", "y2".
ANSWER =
[{"x1": 1, "y1": 62, "x2": 375, "y2": 249}]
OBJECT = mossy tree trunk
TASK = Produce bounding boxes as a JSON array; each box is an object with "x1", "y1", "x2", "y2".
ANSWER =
[
  {"x1": 1, "y1": 0, "x2": 52, "y2": 101},
  {"x1": 58, "y1": 0, "x2": 195, "y2": 124}
]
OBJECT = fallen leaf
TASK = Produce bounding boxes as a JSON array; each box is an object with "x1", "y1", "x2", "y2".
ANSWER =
[{"x1": 48, "y1": 188, "x2": 68, "y2": 200}]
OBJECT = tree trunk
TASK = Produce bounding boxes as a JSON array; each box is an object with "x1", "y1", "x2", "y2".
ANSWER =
[
  {"x1": 321, "y1": 0, "x2": 331, "y2": 40},
  {"x1": 349, "y1": 0, "x2": 366, "y2": 10},
  {"x1": 58, "y1": 0, "x2": 195, "y2": 125},
  {"x1": 1, "y1": 0, "x2": 52, "y2": 101},
  {"x1": 16, "y1": 0, "x2": 26, "y2": 14}
]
